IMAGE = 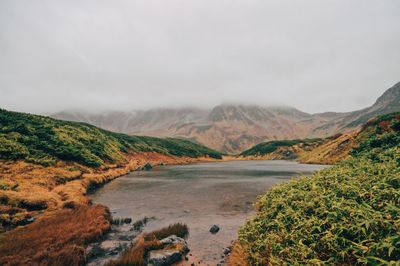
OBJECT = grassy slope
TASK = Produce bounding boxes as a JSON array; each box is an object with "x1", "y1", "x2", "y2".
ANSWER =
[
  {"x1": 0, "y1": 108, "x2": 221, "y2": 167},
  {"x1": 240, "y1": 138, "x2": 324, "y2": 158},
  {"x1": 238, "y1": 113, "x2": 400, "y2": 265}
]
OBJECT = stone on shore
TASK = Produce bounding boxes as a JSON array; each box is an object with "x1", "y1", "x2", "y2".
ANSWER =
[
  {"x1": 142, "y1": 163, "x2": 153, "y2": 171},
  {"x1": 209, "y1": 224, "x2": 220, "y2": 234},
  {"x1": 148, "y1": 235, "x2": 189, "y2": 266}
]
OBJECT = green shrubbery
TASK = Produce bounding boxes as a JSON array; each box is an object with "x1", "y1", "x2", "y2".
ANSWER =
[
  {"x1": 0, "y1": 109, "x2": 221, "y2": 167},
  {"x1": 239, "y1": 113, "x2": 400, "y2": 265},
  {"x1": 240, "y1": 139, "x2": 322, "y2": 157}
]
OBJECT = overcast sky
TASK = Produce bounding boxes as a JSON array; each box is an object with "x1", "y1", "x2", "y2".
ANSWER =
[{"x1": 1, "y1": 0, "x2": 399, "y2": 114}]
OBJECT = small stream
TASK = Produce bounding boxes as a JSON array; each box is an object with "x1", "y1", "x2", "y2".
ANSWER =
[{"x1": 90, "y1": 160, "x2": 326, "y2": 265}]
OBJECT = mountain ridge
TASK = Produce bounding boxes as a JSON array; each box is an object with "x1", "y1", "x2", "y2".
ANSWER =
[{"x1": 52, "y1": 82, "x2": 400, "y2": 153}]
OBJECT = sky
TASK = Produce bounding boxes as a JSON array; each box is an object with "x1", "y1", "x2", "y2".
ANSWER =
[{"x1": 0, "y1": 0, "x2": 399, "y2": 114}]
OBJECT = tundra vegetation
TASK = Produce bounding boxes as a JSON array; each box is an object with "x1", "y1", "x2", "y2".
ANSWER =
[
  {"x1": 0, "y1": 108, "x2": 222, "y2": 167},
  {"x1": 240, "y1": 138, "x2": 323, "y2": 158},
  {"x1": 238, "y1": 113, "x2": 400, "y2": 265}
]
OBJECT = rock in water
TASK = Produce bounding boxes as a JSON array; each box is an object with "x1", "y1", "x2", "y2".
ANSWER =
[
  {"x1": 143, "y1": 163, "x2": 153, "y2": 171},
  {"x1": 209, "y1": 225, "x2": 220, "y2": 234},
  {"x1": 148, "y1": 235, "x2": 189, "y2": 266},
  {"x1": 148, "y1": 250, "x2": 182, "y2": 266}
]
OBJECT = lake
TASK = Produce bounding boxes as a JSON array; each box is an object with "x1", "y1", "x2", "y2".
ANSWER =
[{"x1": 90, "y1": 160, "x2": 326, "y2": 265}]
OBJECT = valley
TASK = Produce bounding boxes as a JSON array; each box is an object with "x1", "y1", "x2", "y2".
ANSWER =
[{"x1": 0, "y1": 102, "x2": 399, "y2": 265}]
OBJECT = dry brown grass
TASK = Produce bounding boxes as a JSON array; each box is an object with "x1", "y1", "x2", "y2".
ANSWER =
[
  {"x1": 0, "y1": 204, "x2": 111, "y2": 266},
  {"x1": 0, "y1": 153, "x2": 210, "y2": 265},
  {"x1": 297, "y1": 132, "x2": 358, "y2": 164},
  {"x1": 226, "y1": 241, "x2": 250, "y2": 266},
  {"x1": 0, "y1": 152, "x2": 212, "y2": 229},
  {"x1": 145, "y1": 222, "x2": 189, "y2": 240},
  {"x1": 107, "y1": 236, "x2": 163, "y2": 266}
]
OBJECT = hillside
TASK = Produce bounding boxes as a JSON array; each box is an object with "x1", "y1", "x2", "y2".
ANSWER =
[
  {"x1": 0, "y1": 108, "x2": 221, "y2": 168},
  {"x1": 240, "y1": 138, "x2": 324, "y2": 159},
  {"x1": 311, "y1": 81, "x2": 400, "y2": 135},
  {"x1": 52, "y1": 82, "x2": 400, "y2": 154},
  {"x1": 242, "y1": 112, "x2": 400, "y2": 164},
  {"x1": 236, "y1": 113, "x2": 400, "y2": 265},
  {"x1": 0, "y1": 108, "x2": 221, "y2": 230},
  {"x1": 0, "y1": 109, "x2": 223, "y2": 264}
]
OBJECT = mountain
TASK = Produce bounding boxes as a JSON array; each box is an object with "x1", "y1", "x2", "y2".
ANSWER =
[
  {"x1": 52, "y1": 82, "x2": 400, "y2": 154},
  {"x1": 241, "y1": 111, "x2": 400, "y2": 164},
  {"x1": 53, "y1": 105, "x2": 324, "y2": 154},
  {"x1": 311, "y1": 81, "x2": 400, "y2": 134}
]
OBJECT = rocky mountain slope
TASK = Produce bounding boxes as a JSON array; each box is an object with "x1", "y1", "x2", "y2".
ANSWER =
[
  {"x1": 241, "y1": 112, "x2": 400, "y2": 164},
  {"x1": 52, "y1": 82, "x2": 400, "y2": 153}
]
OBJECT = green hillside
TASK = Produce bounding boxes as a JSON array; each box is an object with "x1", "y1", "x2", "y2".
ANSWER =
[
  {"x1": 0, "y1": 109, "x2": 222, "y2": 167},
  {"x1": 239, "y1": 113, "x2": 400, "y2": 265},
  {"x1": 240, "y1": 138, "x2": 323, "y2": 157}
]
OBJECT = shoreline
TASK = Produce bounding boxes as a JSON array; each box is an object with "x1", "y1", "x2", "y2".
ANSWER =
[
  {"x1": 0, "y1": 154, "x2": 327, "y2": 265},
  {"x1": 0, "y1": 152, "x2": 222, "y2": 265}
]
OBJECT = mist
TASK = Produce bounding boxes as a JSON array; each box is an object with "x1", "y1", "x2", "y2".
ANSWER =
[{"x1": 1, "y1": 0, "x2": 399, "y2": 114}]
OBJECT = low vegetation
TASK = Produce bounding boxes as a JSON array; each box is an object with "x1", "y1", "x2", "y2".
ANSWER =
[
  {"x1": 0, "y1": 205, "x2": 111, "y2": 265},
  {"x1": 240, "y1": 138, "x2": 323, "y2": 159},
  {"x1": 0, "y1": 109, "x2": 220, "y2": 265},
  {"x1": 0, "y1": 108, "x2": 221, "y2": 167},
  {"x1": 238, "y1": 113, "x2": 400, "y2": 265}
]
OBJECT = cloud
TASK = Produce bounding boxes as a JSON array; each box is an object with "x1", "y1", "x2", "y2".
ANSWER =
[{"x1": 1, "y1": 0, "x2": 399, "y2": 113}]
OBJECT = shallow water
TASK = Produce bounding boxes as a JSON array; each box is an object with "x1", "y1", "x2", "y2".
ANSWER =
[{"x1": 90, "y1": 160, "x2": 326, "y2": 265}]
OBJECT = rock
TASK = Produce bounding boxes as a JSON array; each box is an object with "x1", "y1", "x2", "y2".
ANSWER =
[
  {"x1": 16, "y1": 217, "x2": 35, "y2": 226},
  {"x1": 123, "y1": 217, "x2": 132, "y2": 224},
  {"x1": 160, "y1": 235, "x2": 190, "y2": 253},
  {"x1": 142, "y1": 163, "x2": 153, "y2": 171},
  {"x1": 161, "y1": 235, "x2": 185, "y2": 245},
  {"x1": 147, "y1": 235, "x2": 190, "y2": 265},
  {"x1": 223, "y1": 247, "x2": 231, "y2": 255},
  {"x1": 209, "y1": 225, "x2": 220, "y2": 234},
  {"x1": 148, "y1": 250, "x2": 182, "y2": 266},
  {"x1": 86, "y1": 244, "x2": 106, "y2": 259}
]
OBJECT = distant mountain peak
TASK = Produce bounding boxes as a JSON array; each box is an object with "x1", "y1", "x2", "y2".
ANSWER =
[
  {"x1": 374, "y1": 81, "x2": 400, "y2": 105},
  {"x1": 52, "y1": 82, "x2": 400, "y2": 153}
]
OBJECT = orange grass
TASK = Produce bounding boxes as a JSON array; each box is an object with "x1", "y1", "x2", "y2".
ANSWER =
[
  {"x1": 226, "y1": 241, "x2": 250, "y2": 266},
  {"x1": 145, "y1": 222, "x2": 189, "y2": 240},
  {"x1": 107, "y1": 236, "x2": 163, "y2": 266},
  {"x1": 0, "y1": 204, "x2": 111, "y2": 266},
  {"x1": 0, "y1": 152, "x2": 208, "y2": 265}
]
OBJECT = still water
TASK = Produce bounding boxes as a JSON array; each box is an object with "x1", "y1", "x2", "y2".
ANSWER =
[{"x1": 91, "y1": 160, "x2": 326, "y2": 265}]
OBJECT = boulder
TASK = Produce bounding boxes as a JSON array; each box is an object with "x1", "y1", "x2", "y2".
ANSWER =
[
  {"x1": 209, "y1": 225, "x2": 220, "y2": 234},
  {"x1": 148, "y1": 235, "x2": 189, "y2": 266},
  {"x1": 148, "y1": 249, "x2": 182, "y2": 266},
  {"x1": 161, "y1": 235, "x2": 187, "y2": 246},
  {"x1": 142, "y1": 163, "x2": 153, "y2": 171}
]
